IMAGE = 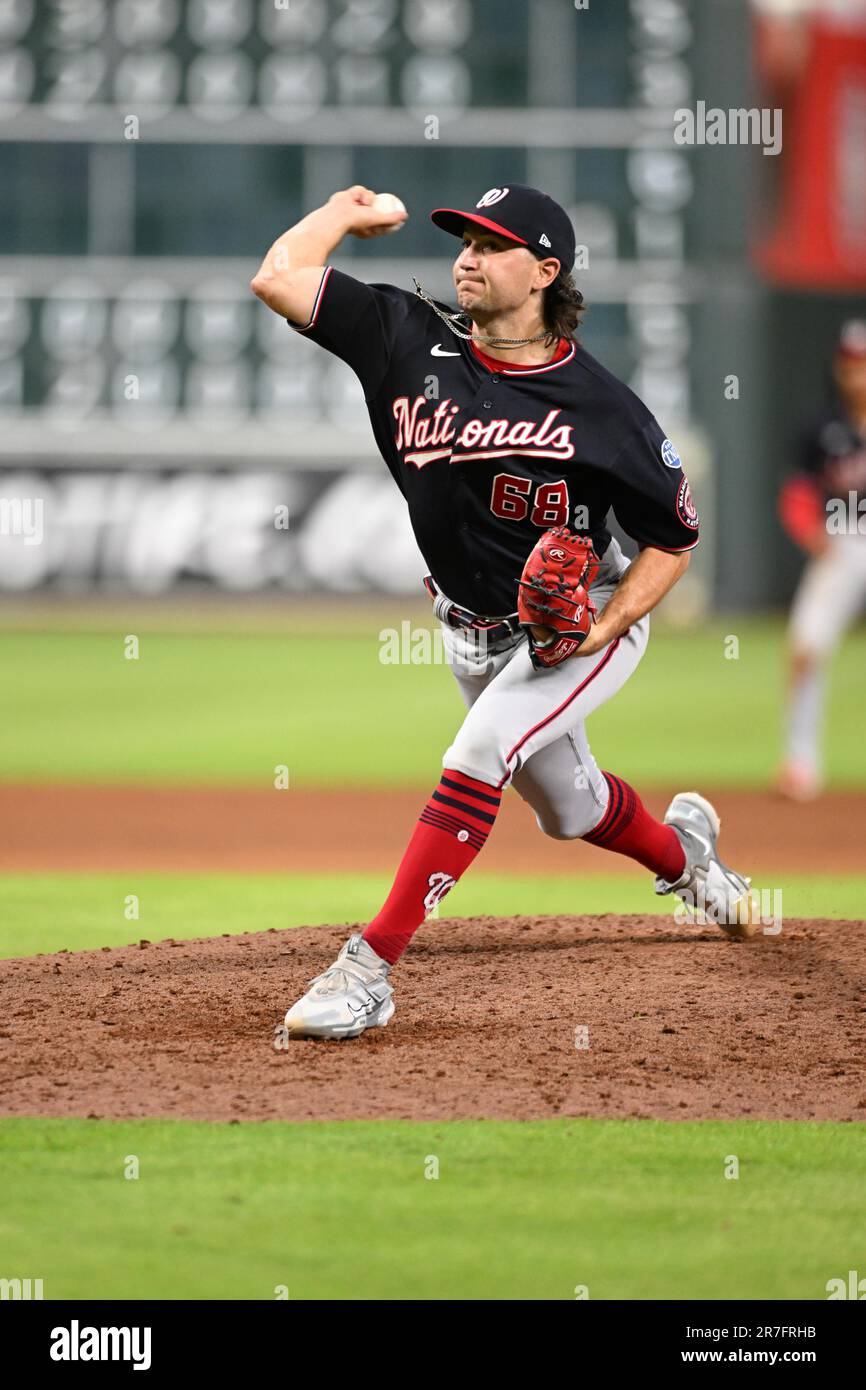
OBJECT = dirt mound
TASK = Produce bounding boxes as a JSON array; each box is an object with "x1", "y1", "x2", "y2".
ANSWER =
[{"x1": 2, "y1": 916, "x2": 864, "y2": 1124}]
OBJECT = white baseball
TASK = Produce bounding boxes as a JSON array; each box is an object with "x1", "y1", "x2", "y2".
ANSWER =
[{"x1": 371, "y1": 192, "x2": 407, "y2": 232}]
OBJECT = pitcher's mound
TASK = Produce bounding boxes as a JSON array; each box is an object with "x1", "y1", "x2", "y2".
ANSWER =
[{"x1": 2, "y1": 916, "x2": 863, "y2": 1124}]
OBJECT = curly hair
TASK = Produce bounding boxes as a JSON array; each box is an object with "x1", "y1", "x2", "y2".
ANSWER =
[{"x1": 542, "y1": 270, "x2": 585, "y2": 344}]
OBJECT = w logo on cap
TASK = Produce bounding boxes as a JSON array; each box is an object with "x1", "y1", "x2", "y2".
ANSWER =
[{"x1": 476, "y1": 187, "x2": 509, "y2": 208}]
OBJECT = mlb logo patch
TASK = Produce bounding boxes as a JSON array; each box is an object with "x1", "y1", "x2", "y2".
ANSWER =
[{"x1": 661, "y1": 438, "x2": 681, "y2": 469}]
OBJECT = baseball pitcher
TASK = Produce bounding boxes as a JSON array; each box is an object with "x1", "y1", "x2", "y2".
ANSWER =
[{"x1": 251, "y1": 183, "x2": 754, "y2": 1040}]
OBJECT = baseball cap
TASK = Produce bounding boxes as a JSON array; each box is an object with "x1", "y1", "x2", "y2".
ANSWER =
[
  {"x1": 835, "y1": 320, "x2": 866, "y2": 360},
  {"x1": 431, "y1": 185, "x2": 576, "y2": 275}
]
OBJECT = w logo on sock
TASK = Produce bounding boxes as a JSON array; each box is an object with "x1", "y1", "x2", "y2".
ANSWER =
[
  {"x1": 365, "y1": 769, "x2": 502, "y2": 959},
  {"x1": 424, "y1": 872, "x2": 456, "y2": 912}
]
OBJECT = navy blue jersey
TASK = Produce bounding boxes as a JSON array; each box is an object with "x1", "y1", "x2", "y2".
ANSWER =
[
  {"x1": 800, "y1": 410, "x2": 866, "y2": 506},
  {"x1": 291, "y1": 268, "x2": 699, "y2": 615}
]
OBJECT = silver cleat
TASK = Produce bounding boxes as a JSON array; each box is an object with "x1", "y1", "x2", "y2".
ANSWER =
[
  {"x1": 283, "y1": 932, "x2": 395, "y2": 1039},
  {"x1": 655, "y1": 791, "x2": 758, "y2": 939}
]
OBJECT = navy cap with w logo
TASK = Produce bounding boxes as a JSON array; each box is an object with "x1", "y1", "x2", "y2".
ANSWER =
[{"x1": 431, "y1": 185, "x2": 576, "y2": 274}]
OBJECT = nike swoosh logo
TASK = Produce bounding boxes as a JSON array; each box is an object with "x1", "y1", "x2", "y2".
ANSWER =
[
  {"x1": 688, "y1": 832, "x2": 712, "y2": 857},
  {"x1": 431, "y1": 344, "x2": 460, "y2": 357}
]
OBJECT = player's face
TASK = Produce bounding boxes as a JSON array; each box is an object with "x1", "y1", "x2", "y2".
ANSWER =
[
  {"x1": 834, "y1": 355, "x2": 866, "y2": 409},
  {"x1": 453, "y1": 224, "x2": 554, "y2": 317}
]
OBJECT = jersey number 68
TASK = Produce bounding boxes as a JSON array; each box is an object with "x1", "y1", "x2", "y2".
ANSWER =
[{"x1": 490, "y1": 473, "x2": 570, "y2": 527}]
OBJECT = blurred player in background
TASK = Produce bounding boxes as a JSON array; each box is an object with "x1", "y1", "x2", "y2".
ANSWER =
[{"x1": 777, "y1": 320, "x2": 866, "y2": 799}]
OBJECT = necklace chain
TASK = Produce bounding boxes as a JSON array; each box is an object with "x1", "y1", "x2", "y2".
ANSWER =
[{"x1": 412, "y1": 278, "x2": 550, "y2": 349}]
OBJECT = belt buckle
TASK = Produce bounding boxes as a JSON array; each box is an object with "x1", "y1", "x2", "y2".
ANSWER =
[
  {"x1": 476, "y1": 613, "x2": 521, "y2": 649},
  {"x1": 424, "y1": 576, "x2": 519, "y2": 646}
]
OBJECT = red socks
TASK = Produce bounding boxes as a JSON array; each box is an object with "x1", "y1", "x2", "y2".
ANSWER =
[
  {"x1": 364, "y1": 770, "x2": 502, "y2": 964},
  {"x1": 364, "y1": 767, "x2": 684, "y2": 968},
  {"x1": 582, "y1": 771, "x2": 686, "y2": 881}
]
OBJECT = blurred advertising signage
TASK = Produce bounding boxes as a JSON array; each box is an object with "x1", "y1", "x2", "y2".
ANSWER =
[
  {"x1": 751, "y1": 0, "x2": 866, "y2": 289},
  {"x1": 0, "y1": 470, "x2": 425, "y2": 594}
]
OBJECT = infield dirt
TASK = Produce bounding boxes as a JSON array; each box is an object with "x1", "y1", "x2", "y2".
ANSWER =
[
  {"x1": 2, "y1": 915, "x2": 864, "y2": 1124},
  {"x1": 1, "y1": 784, "x2": 864, "y2": 872}
]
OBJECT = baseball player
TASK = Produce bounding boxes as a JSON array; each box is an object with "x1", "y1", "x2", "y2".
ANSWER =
[
  {"x1": 777, "y1": 319, "x2": 866, "y2": 799},
  {"x1": 251, "y1": 183, "x2": 753, "y2": 1040}
]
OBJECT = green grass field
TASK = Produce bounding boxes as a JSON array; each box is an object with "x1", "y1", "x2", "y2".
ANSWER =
[
  {"x1": 1, "y1": 871, "x2": 863, "y2": 960},
  {"x1": 0, "y1": 618, "x2": 863, "y2": 787},
  {"x1": 1, "y1": 1116, "x2": 863, "y2": 1300},
  {"x1": 1, "y1": 610, "x2": 863, "y2": 1300}
]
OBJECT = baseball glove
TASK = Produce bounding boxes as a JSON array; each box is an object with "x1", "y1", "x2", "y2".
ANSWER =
[{"x1": 517, "y1": 527, "x2": 600, "y2": 669}]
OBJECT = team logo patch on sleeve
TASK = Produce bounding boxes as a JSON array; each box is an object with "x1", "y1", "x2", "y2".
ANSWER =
[
  {"x1": 661, "y1": 438, "x2": 681, "y2": 469},
  {"x1": 676, "y1": 476, "x2": 699, "y2": 529}
]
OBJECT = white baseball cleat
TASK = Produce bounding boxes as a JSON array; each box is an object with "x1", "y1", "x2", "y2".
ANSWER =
[
  {"x1": 284, "y1": 932, "x2": 395, "y2": 1040},
  {"x1": 654, "y1": 791, "x2": 759, "y2": 939}
]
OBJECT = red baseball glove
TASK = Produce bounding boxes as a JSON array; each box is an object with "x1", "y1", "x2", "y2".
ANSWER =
[{"x1": 517, "y1": 527, "x2": 600, "y2": 669}]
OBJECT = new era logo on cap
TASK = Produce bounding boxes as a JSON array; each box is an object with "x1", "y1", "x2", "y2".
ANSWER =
[{"x1": 539, "y1": 233, "x2": 551, "y2": 247}]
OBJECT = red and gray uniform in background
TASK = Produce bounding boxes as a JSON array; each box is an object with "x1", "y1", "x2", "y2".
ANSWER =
[{"x1": 778, "y1": 319, "x2": 866, "y2": 793}]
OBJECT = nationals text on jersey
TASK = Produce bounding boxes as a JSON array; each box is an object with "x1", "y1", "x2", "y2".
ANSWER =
[{"x1": 392, "y1": 395, "x2": 575, "y2": 468}]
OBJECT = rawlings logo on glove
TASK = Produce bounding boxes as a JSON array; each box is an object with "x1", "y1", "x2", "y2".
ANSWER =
[{"x1": 517, "y1": 526, "x2": 599, "y2": 669}]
